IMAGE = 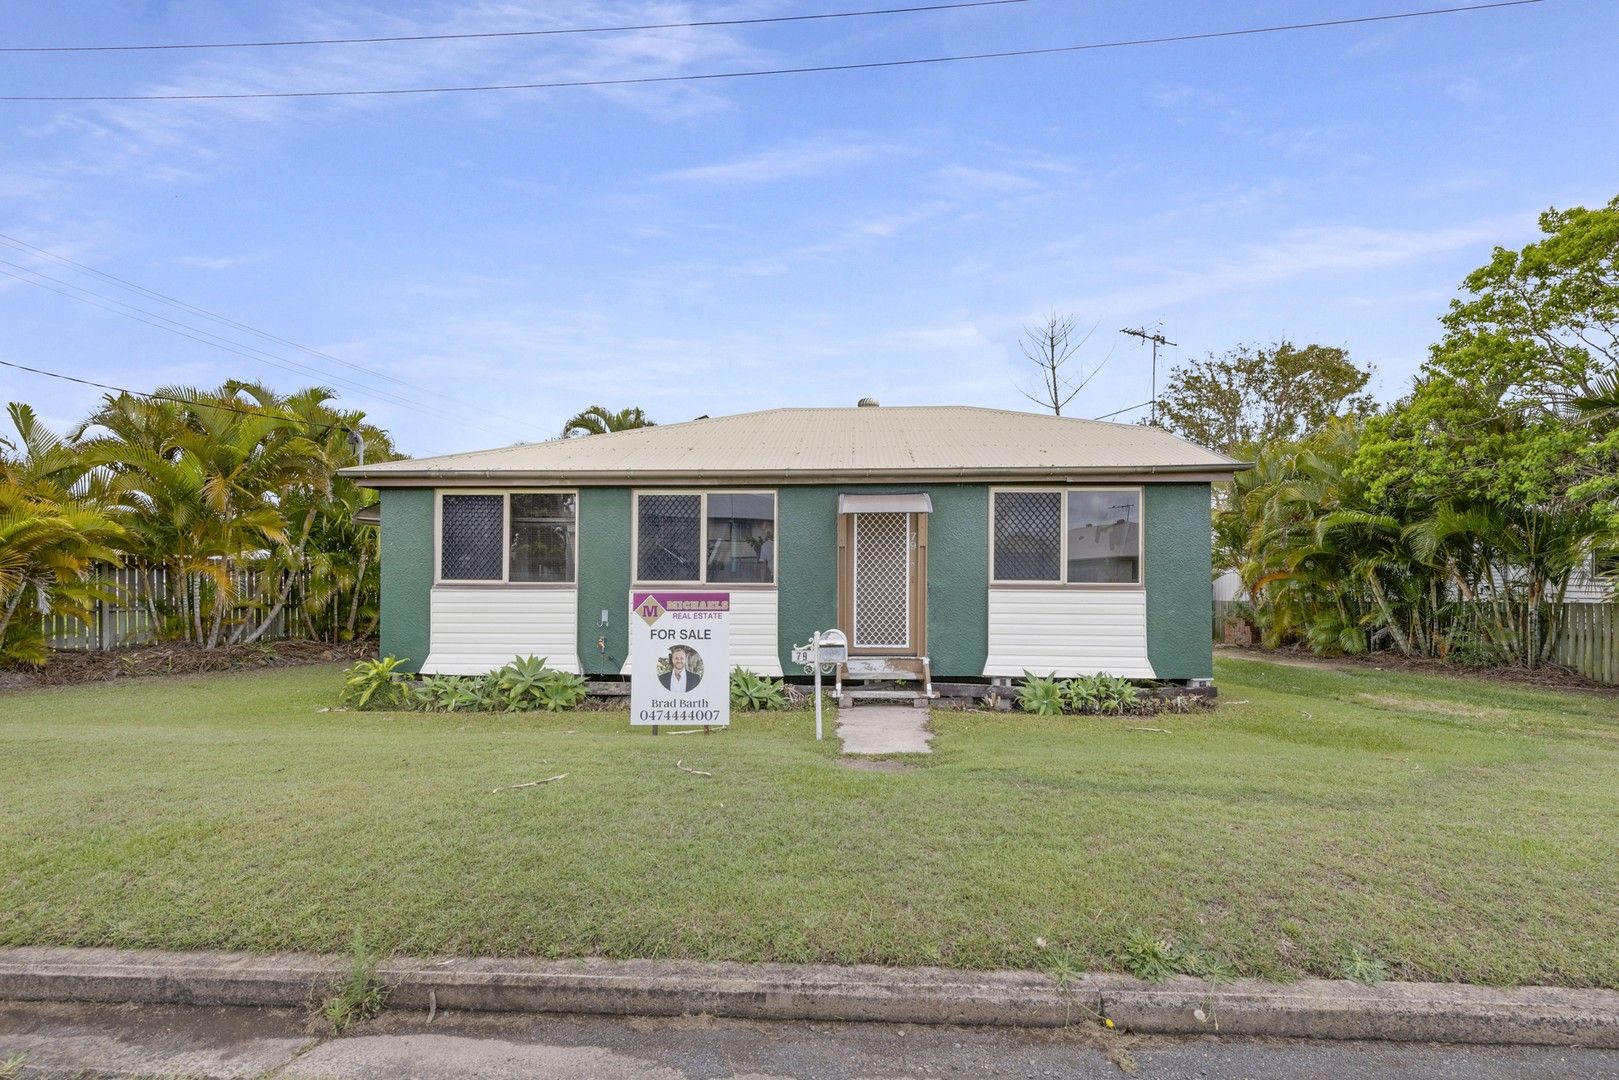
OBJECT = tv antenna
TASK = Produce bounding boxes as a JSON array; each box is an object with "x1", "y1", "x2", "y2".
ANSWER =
[{"x1": 1119, "y1": 326, "x2": 1176, "y2": 425}]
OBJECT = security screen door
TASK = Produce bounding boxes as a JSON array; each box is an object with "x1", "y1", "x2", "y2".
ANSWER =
[{"x1": 851, "y1": 512, "x2": 913, "y2": 651}]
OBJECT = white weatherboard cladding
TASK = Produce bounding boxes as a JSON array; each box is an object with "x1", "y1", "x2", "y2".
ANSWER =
[
  {"x1": 423, "y1": 586, "x2": 580, "y2": 674},
  {"x1": 622, "y1": 589, "x2": 781, "y2": 677},
  {"x1": 983, "y1": 588, "x2": 1157, "y2": 678}
]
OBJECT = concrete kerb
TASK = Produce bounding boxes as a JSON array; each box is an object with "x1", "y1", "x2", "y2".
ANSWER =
[{"x1": 2, "y1": 947, "x2": 1617, "y2": 1048}]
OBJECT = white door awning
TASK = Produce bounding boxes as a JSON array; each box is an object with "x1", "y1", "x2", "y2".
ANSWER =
[{"x1": 837, "y1": 493, "x2": 933, "y2": 515}]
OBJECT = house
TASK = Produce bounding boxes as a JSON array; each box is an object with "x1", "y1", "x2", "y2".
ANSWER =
[{"x1": 340, "y1": 402, "x2": 1245, "y2": 690}]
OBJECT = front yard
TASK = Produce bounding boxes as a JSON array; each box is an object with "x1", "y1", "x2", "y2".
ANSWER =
[{"x1": 2, "y1": 657, "x2": 1616, "y2": 987}]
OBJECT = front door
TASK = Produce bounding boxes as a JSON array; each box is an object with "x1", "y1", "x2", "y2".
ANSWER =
[{"x1": 839, "y1": 511, "x2": 927, "y2": 655}]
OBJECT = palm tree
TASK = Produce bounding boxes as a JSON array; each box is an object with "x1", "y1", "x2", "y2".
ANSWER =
[
  {"x1": 560, "y1": 405, "x2": 654, "y2": 438},
  {"x1": 0, "y1": 405, "x2": 124, "y2": 664}
]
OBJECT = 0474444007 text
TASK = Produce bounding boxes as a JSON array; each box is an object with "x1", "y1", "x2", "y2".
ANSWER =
[{"x1": 638, "y1": 707, "x2": 724, "y2": 726}]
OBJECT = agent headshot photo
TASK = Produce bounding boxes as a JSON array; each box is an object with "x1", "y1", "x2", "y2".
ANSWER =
[{"x1": 657, "y1": 645, "x2": 702, "y2": 694}]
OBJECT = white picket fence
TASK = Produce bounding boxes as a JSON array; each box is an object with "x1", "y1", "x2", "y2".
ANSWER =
[{"x1": 42, "y1": 564, "x2": 295, "y2": 650}]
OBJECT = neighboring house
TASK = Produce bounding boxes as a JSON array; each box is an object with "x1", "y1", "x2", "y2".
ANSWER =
[{"x1": 340, "y1": 402, "x2": 1244, "y2": 689}]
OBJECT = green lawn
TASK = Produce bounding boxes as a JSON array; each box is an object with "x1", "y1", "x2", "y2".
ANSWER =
[{"x1": 3, "y1": 657, "x2": 1617, "y2": 988}]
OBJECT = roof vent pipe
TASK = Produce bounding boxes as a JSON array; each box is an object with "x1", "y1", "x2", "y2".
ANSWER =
[{"x1": 857, "y1": 397, "x2": 880, "y2": 407}]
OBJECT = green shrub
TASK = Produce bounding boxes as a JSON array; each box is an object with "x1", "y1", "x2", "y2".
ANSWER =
[
  {"x1": 730, "y1": 667, "x2": 789, "y2": 710},
  {"x1": 405, "y1": 658, "x2": 588, "y2": 713},
  {"x1": 1062, "y1": 673, "x2": 1143, "y2": 715},
  {"x1": 1017, "y1": 672, "x2": 1066, "y2": 715},
  {"x1": 411, "y1": 674, "x2": 480, "y2": 712},
  {"x1": 339, "y1": 655, "x2": 411, "y2": 710}
]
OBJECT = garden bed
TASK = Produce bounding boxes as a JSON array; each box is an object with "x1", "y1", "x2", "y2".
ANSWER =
[{"x1": 0, "y1": 639, "x2": 376, "y2": 691}]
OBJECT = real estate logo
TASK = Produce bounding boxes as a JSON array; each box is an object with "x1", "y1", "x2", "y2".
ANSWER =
[{"x1": 634, "y1": 594, "x2": 666, "y2": 626}]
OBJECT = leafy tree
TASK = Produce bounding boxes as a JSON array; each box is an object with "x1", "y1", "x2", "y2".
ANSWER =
[
  {"x1": 1155, "y1": 342, "x2": 1375, "y2": 455},
  {"x1": 1438, "y1": 195, "x2": 1619, "y2": 413},
  {"x1": 561, "y1": 405, "x2": 654, "y2": 438}
]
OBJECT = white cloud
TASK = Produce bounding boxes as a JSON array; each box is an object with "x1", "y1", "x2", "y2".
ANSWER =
[{"x1": 657, "y1": 136, "x2": 903, "y2": 185}]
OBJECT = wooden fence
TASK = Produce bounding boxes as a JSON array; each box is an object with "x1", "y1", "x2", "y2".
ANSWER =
[
  {"x1": 1213, "y1": 599, "x2": 1619, "y2": 686},
  {"x1": 42, "y1": 564, "x2": 294, "y2": 650},
  {"x1": 1554, "y1": 602, "x2": 1619, "y2": 685}
]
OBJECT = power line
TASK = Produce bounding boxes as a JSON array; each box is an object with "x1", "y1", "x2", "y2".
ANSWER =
[
  {"x1": 0, "y1": 261, "x2": 435, "y2": 415},
  {"x1": 1092, "y1": 399, "x2": 1154, "y2": 422},
  {"x1": 0, "y1": 357, "x2": 358, "y2": 437},
  {"x1": 0, "y1": 233, "x2": 410, "y2": 390},
  {"x1": 0, "y1": 233, "x2": 529, "y2": 432},
  {"x1": 0, "y1": 1, "x2": 1542, "y2": 102},
  {"x1": 0, "y1": 1, "x2": 1028, "y2": 54}
]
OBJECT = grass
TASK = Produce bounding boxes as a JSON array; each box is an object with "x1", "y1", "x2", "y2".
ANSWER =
[{"x1": 2, "y1": 657, "x2": 1617, "y2": 988}]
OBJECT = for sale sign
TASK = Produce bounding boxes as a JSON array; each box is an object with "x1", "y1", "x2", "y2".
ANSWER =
[{"x1": 630, "y1": 591, "x2": 730, "y2": 727}]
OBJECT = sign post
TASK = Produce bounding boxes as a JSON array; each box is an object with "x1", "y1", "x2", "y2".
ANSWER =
[{"x1": 630, "y1": 591, "x2": 730, "y2": 729}]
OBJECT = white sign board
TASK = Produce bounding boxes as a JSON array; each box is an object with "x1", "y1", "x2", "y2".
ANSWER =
[{"x1": 630, "y1": 591, "x2": 730, "y2": 727}]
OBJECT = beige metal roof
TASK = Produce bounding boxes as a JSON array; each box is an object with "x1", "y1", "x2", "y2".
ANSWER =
[{"x1": 343, "y1": 405, "x2": 1245, "y2": 486}]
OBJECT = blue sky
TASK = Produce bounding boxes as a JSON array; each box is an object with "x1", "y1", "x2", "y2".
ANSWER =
[{"x1": 2, "y1": 0, "x2": 1612, "y2": 456}]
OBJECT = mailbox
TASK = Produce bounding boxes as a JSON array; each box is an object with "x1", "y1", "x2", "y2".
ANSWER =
[{"x1": 815, "y1": 629, "x2": 848, "y2": 664}]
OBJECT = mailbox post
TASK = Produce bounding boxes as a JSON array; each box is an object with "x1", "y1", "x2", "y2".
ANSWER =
[{"x1": 792, "y1": 629, "x2": 847, "y2": 740}]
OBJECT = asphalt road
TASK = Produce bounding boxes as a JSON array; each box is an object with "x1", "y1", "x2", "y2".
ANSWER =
[{"x1": 3, "y1": 1001, "x2": 1617, "y2": 1079}]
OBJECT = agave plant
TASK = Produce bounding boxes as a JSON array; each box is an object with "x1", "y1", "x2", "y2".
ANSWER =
[
  {"x1": 1017, "y1": 672, "x2": 1065, "y2": 715},
  {"x1": 730, "y1": 667, "x2": 788, "y2": 710}
]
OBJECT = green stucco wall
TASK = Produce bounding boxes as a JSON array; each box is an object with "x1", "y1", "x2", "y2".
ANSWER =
[
  {"x1": 776, "y1": 485, "x2": 989, "y2": 678},
  {"x1": 1144, "y1": 482, "x2": 1214, "y2": 680},
  {"x1": 576, "y1": 487, "x2": 632, "y2": 675},
  {"x1": 379, "y1": 488, "x2": 433, "y2": 673},
  {"x1": 377, "y1": 480, "x2": 1212, "y2": 683}
]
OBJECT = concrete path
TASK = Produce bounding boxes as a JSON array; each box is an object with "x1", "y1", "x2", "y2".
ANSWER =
[
  {"x1": 835, "y1": 705, "x2": 932, "y2": 755},
  {"x1": 6, "y1": 1001, "x2": 1619, "y2": 1079}
]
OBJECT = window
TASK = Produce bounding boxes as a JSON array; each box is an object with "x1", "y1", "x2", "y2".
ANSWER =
[
  {"x1": 440, "y1": 495, "x2": 504, "y2": 581},
  {"x1": 510, "y1": 493, "x2": 577, "y2": 582},
  {"x1": 993, "y1": 491, "x2": 1061, "y2": 582},
  {"x1": 1066, "y1": 490, "x2": 1140, "y2": 584},
  {"x1": 991, "y1": 488, "x2": 1142, "y2": 585},
  {"x1": 439, "y1": 492, "x2": 576, "y2": 583},
  {"x1": 707, "y1": 493, "x2": 775, "y2": 583},
  {"x1": 636, "y1": 491, "x2": 776, "y2": 584}
]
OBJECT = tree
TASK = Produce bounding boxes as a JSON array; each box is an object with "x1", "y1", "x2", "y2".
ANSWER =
[
  {"x1": 1155, "y1": 342, "x2": 1376, "y2": 456},
  {"x1": 561, "y1": 406, "x2": 655, "y2": 438},
  {"x1": 1014, "y1": 312, "x2": 1108, "y2": 416},
  {"x1": 0, "y1": 405, "x2": 124, "y2": 664},
  {"x1": 1439, "y1": 195, "x2": 1619, "y2": 413}
]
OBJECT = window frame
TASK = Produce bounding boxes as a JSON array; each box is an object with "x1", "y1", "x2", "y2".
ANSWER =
[
  {"x1": 988, "y1": 485, "x2": 1146, "y2": 589},
  {"x1": 632, "y1": 489, "x2": 779, "y2": 588},
  {"x1": 434, "y1": 488, "x2": 579, "y2": 586}
]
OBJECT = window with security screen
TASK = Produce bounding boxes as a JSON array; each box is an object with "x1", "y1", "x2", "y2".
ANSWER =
[
  {"x1": 440, "y1": 494, "x2": 504, "y2": 580},
  {"x1": 993, "y1": 491, "x2": 1062, "y2": 582},
  {"x1": 637, "y1": 494, "x2": 703, "y2": 581}
]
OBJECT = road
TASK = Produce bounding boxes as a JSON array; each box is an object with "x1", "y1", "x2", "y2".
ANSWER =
[{"x1": 3, "y1": 1001, "x2": 1617, "y2": 1079}]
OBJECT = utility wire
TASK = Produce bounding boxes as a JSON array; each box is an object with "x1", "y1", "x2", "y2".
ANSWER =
[
  {"x1": 0, "y1": 233, "x2": 410, "y2": 390},
  {"x1": 0, "y1": 261, "x2": 436, "y2": 415},
  {"x1": 0, "y1": 357, "x2": 359, "y2": 437},
  {"x1": 0, "y1": 234, "x2": 524, "y2": 433},
  {"x1": 0, "y1": 1, "x2": 1027, "y2": 53},
  {"x1": 0, "y1": 1, "x2": 1542, "y2": 102},
  {"x1": 1092, "y1": 399, "x2": 1155, "y2": 421}
]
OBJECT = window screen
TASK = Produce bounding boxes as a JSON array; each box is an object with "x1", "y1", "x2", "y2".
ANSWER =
[
  {"x1": 637, "y1": 494, "x2": 702, "y2": 581},
  {"x1": 707, "y1": 493, "x2": 775, "y2": 583},
  {"x1": 993, "y1": 491, "x2": 1061, "y2": 581},
  {"x1": 440, "y1": 494, "x2": 504, "y2": 580},
  {"x1": 1067, "y1": 490, "x2": 1140, "y2": 583},
  {"x1": 510, "y1": 493, "x2": 576, "y2": 582}
]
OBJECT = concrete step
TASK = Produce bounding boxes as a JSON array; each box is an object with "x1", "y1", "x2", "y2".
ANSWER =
[{"x1": 840, "y1": 689, "x2": 931, "y2": 709}]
